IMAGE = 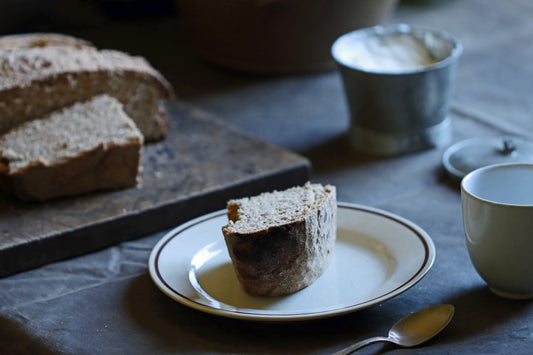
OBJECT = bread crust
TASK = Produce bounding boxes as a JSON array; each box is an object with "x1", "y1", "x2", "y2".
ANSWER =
[
  {"x1": 0, "y1": 33, "x2": 94, "y2": 51},
  {"x1": 223, "y1": 185, "x2": 337, "y2": 296}
]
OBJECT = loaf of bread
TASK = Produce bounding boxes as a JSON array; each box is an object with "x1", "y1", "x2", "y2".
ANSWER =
[
  {"x1": 0, "y1": 94, "x2": 143, "y2": 201},
  {"x1": 0, "y1": 33, "x2": 173, "y2": 141},
  {"x1": 222, "y1": 183, "x2": 337, "y2": 297}
]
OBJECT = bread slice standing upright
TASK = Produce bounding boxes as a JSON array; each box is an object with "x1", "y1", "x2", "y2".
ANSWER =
[
  {"x1": 222, "y1": 183, "x2": 337, "y2": 297},
  {"x1": 0, "y1": 94, "x2": 143, "y2": 201},
  {"x1": 0, "y1": 33, "x2": 173, "y2": 141}
]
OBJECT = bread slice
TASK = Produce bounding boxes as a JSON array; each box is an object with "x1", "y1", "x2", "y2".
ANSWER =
[
  {"x1": 0, "y1": 94, "x2": 143, "y2": 201},
  {"x1": 0, "y1": 35, "x2": 173, "y2": 141},
  {"x1": 222, "y1": 183, "x2": 337, "y2": 297}
]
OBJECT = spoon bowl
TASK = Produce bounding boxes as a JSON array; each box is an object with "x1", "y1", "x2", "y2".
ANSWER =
[{"x1": 334, "y1": 304, "x2": 455, "y2": 354}]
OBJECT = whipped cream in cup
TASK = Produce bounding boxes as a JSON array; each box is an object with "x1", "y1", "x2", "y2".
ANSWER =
[{"x1": 342, "y1": 32, "x2": 437, "y2": 72}]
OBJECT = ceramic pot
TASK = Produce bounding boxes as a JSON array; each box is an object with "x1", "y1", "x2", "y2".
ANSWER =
[{"x1": 176, "y1": 0, "x2": 398, "y2": 73}]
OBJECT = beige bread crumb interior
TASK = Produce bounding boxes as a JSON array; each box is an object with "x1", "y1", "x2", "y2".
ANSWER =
[
  {"x1": 222, "y1": 182, "x2": 337, "y2": 297},
  {"x1": 0, "y1": 94, "x2": 143, "y2": 201},
  {"x1": 0, "y1": 33, "x2": 173, "y2": 141}
]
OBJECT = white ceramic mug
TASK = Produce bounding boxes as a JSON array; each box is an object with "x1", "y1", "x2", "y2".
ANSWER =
[{"x1": 461, "y1": 163, "x2": 533, "y2": 299}]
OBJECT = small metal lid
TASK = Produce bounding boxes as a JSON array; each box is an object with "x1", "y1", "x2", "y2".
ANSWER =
[{"x1": 442, "y1": 136, "x2": 533, "y2": 180}]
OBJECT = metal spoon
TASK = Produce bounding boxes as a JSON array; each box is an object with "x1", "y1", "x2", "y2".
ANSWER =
[{"x1": 333, "y1": 304, "x2": 455, "y2": 354}]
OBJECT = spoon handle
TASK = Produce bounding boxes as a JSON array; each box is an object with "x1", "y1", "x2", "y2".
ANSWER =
[{"x1": 332, "y1": 336, "x2": 391, "y2": 355}]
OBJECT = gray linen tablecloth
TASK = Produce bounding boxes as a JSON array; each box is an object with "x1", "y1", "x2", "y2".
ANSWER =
[{"x1": 1, "y1": 0, "x2": 533, "y2": 354}]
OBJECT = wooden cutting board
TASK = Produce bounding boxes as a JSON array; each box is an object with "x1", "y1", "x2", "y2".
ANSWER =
[{"x1": 0, "y1": 101, "x2": 310, "y2": 277}]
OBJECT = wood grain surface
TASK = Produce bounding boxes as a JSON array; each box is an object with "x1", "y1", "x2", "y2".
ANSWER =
[{"x1": 0, "y1": 101, "x2": 310, "y2": 277}]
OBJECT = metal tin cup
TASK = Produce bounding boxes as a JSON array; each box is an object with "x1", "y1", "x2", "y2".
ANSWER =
[{"x1": 332, "y1": 24, "x2": 462, "y2": 155}]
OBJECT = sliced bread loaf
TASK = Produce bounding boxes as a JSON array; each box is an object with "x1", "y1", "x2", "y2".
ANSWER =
[
  {"x1": 0, "y1": 34, "x2": 173, "y2": 141},
  {"x1": 0, "y1": 94, "x2": 143, "y2": 201},
  {"x1": 222, "y1": 182, "x2": 337, "y2": 297}
]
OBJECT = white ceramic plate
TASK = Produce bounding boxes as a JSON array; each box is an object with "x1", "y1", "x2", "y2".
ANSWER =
[{"x1": 148, "y1": 203, "x2": 435, "y2": 321}]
